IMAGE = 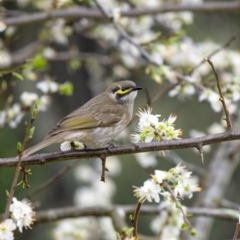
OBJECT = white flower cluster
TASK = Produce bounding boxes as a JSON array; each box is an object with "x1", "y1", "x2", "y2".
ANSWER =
[
  {"x1": 131, "y1": 107, "x2": 182, "y2": 143},
  {"x1": 150, "y1": 201, "x2": 187, "y2": 240},
  {"x1": 49, "y1": 19, "x2": 72, "y2": 45},
  {"x1": 0, "y1": 77, "x2": 72, "y2": 129},
  {"x1": 134, "y1": 164, "x2": 201, "y2": 203},
  {"x1": 60, "y1": 141, "x2": 85, "y2": 151},
  {"x1": 53, "y1": 158, "x2": 121, "y2": 240},
  {"x1": 133, "y1": 165, "x2": 200, "y2": 238},
  {"x1": 0, "y1": 92, "x2": 50, "y2": 129},
  {"x1": 91, "y1": 0, "x2": 201, "y2": 68},
  {"x1": 0, "y1": 198, "x2": 35, "y2": 240},
  {"x1": 155, "y1": 38, "x2": 240, "y2": 114},
  {"x1": 20, "y1": 92, "x2": 50, "y2": 111},
  {"x1": 36, "y1": 78, "x2": 59, "y2": 93}
]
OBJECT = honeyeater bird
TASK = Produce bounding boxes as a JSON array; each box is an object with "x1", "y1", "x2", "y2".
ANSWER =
[{"x1": 22, "y1": 80, "x2": 142, "y2": 157}]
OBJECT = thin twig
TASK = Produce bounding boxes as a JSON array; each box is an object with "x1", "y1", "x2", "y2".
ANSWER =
[
  {"x1": 197, "y1": 144, "x2": 204, "y2": 164},
  {"x1": 100, "y1": 155, "x2": 108, "y2": 182},
  {"x1": 4, "y1": 154, "x2": 23, "y2": 219},
  {"x1": 205, "y1": 58, "x2": 233, "y2": 131},
  {"x1": 166, "y1": 152, "x2": 205, "y2": 176},
  {"x1": 20, "y1": 167, "x2": 31, "y2": 188},
  {"x1": 189, "y1": 35, "x2": 236, "y2": 75},
  {"x1": 164, "y1": 182, "x2": 192, "y2": 230},
  {"x1": 4, "y1": 113, "x2": 36, "y2": 219},
  {"x1": 93, "y1": 0, "x2": 158, "y2": 65},
  {"x1": 151, "y1": 124, "x2": 164, "y2": 141},
  {"x1": 233, "y1": 223, "x2": 240, "y2": 240},
  {"x1": 132, "y1": 201, "x2": 142, "y2": 238},
  {"x1": 28, "y1": 160, "x2": 79, "y2": 199}
]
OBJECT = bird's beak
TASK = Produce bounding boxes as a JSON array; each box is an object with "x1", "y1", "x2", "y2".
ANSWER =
[{"x1": 132, "y1": 86, "x2": 143, "y2": 92}]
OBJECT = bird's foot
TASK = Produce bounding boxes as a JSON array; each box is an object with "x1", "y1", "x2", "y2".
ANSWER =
[
  {"x1": 133, "y1": 143, "x2": 140, "y2": 150},
  {"x1": 107, "y1": 142, "x2": 116, "y2": 153}
]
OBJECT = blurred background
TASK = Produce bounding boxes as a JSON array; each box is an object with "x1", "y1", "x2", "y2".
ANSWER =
[{"x1": 0, "y1": 0, "x2": 240, "y2": 239}]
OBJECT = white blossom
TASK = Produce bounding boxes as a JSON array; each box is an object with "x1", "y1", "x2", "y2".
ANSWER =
[
  {"x1": 20, "y1": 92, "x2": 38, "y2": 107},
  {"x1": 169, "y1": 84, "x2": 195, "y2": 97},
  {"x1": 9, "y1": 198, "x2": 35, "y2": 232},
  {"x1": 133, "y1": 179, "x2": 161, "y2": 203},
  {"x1": 50, "y1": 19, "x2": 70, "y2": 45},
  {"x1": 72, "y1": 141, "x2": 84, "y2": 150},
  {"x1": 74, "y1": 165, "x2": 99, "y2": 183},
  {"x1": 60, "y1": 141, "x2": 71, "y2": 151},
  {"x1": 0, "y1": 22, "x2": 7, "y2": 32},
  {"x1": 94, "y1": 24, "x2": 119, "y2": 44},
  {"x1": 150, "y1": 201, "x2": 186, "y2": 239},
  {"x1": 154, "y1": 170, "x2": 168, "y2": 184},
  {"x1": 53, "y1": 218, "x2": 98, "y2": 240},
  {"x1": 119, "y1": 39, "x2": 140, "y2": 68},
  {"x1": 60, "y1": 141, "x2": 84, "y2": 151},
  {"x1": 132, "y1": 107, "x2": 182, "y2": 143},
  {"x1": 6, "y1": 104, "x2": 24, "y2": 128},
  {"x1": 207, "y1": 122, "x2": 225, "y2": 134},
  {"x1": 0, "y1": 51, "x2": 11, "y2": 68},
  {"x1": 36, "y1": 78, "x2": 59, "y2": 93},
  {"x1": 0, "y1": 219, "x2": 16, "y2": 240},
  {"x1": 137, "y1": 107, "x2": 160, "y2": 130},
  {"x1": 74, "y1": 179, "x2": 116, "y2": 207},
  {"x1": 38, "y1": 95, "x2": 50, "y2": 111},
  {"x1": 135, "y1": 152, "x2": 157, "y2": 168},
  {"x1": 42, "y1": 47, "x2": 56, "y2": 59}
]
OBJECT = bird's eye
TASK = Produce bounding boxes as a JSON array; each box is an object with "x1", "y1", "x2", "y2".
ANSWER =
[{"x1": 112, "y1": 87, "x2": 119, "y2": 94}]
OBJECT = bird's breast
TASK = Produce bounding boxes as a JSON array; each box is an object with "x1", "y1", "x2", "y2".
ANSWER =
[{"x1": 63, "y1": 118, "x2": 129, "y2": 149}]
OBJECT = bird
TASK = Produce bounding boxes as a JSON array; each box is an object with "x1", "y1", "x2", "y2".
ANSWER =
[{"x1": 22, "y1": 80, "x2": 142, "y2": 157}]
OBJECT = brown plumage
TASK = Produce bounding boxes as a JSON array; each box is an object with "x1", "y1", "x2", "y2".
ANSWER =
[{"x1": 22, "y1": 80, "x2": 142, "y2": 157}]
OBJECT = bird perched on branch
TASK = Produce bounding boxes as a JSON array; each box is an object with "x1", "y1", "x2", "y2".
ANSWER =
[{"x1": 22, "y1": 80, "x2": 142, "y2": 157}]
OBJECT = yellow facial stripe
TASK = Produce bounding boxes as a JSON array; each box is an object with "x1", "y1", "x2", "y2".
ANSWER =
[{"x1": 116, "y1": 88, "x2": 131, "y2": 95}]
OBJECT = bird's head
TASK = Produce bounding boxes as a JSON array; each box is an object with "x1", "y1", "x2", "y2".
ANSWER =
[{"x1": 107, "y1": 80, "x2": 142, "y2": 105}]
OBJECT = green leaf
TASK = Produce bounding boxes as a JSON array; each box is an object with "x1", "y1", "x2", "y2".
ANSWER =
[
  {"x1": 59, "y1": 81, "x2": 73, "y2": 96},
  {"x1": 12, "y1": 72, "x2": 24, "y2": 81},
  {"x1": 31, "y1": 103, "x2": 38, "y2": 119},
  {"x1": 31, "y1": 54, "x2": 47, "y2": 70},
  {"x1": 29, "y1": 126, "x2": 35, "y2": 138},
  {"x1": 17, "y1": 142, "x2": 22, "y2": 151},
  {"x1": 5, "y1": 190, "x2": 9, "y2": 197},
  {"x1": 181, "y1": 223, "x2": 188, "y2": 230},
  {"x1": 68, "y1": 59, "x2": 81, "y2": 70},
  {"x1": 190, "y1": 228, "x2": 197, "y2": 236}
]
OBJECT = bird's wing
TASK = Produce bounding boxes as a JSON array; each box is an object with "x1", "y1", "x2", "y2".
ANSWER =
[{"x1": 47, "y1": 99, "x2": 123, "y2": 137}]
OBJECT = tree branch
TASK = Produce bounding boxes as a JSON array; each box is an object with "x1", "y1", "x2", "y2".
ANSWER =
[
  {"x1": 34, "y1": 205, "x2": 238, "y2": 225},
  {"x1": 3, "y1": 2, "x2": 240, "y2": 27},
  {"x1": 1, "y1": 131, "x2": 240, "y2": 168}
]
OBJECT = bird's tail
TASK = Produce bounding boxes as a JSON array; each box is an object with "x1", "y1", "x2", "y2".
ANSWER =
[{"x1": 22, "y1": 135, "x2": 59, "y2": 158}]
